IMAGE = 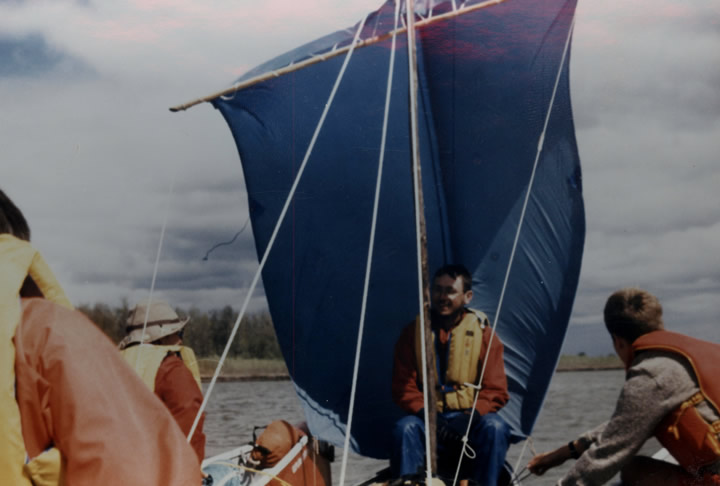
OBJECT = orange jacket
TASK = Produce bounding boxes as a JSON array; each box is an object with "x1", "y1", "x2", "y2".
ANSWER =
[
  {"x1": 633, "y1": 331, "x2": 720, "y2": 472},
  {"x1": 14, "y1": 298, "x2": 203, "y2": 485},
  {"x1": 155, "y1": 353, "x2": 206, "y2": 461},
  {"x1": 392, "y1": 311, "x2": 509, "y2": 415}
]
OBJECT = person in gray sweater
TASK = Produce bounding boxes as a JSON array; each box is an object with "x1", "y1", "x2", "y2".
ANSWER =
[{"x1": 527, "y1": 288, "x2": 720, "y2": 486}]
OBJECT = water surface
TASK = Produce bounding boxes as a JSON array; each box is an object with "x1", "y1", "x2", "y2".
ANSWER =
[{"x1": 204, "y1": 370, "x2": 659, "y2": 485}]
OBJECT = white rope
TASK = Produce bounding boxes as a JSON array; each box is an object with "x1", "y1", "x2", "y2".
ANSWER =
[
  {"x1": 133, "y1": 171, "x2": 176, "y2": 368},
  {"x1": 338, "y1": 2, "x2": 401, "y2": 485},
  {"x1": 186, "y1": 12, "x2": 370, "y2": 444},
  {"x1": 510, "y1": 437, "x2": 532, "y2": 485},
  {"x1": 451, "y1": 13, "x2": 577, "y2": 486}
]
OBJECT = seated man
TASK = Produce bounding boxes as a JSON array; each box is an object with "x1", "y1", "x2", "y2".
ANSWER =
[
  {"x1": 528, "y1": 288, "x2": 720, "y2": 485},
  {"x1": 391, "y1": 264, "x2": 511, "y2": 486},
  {"x1": 119, "y1": 299, "x2": 206, "y2": 462},
  {"x1": 0, "y1": 188, "x2": 201, "y2": 485}
]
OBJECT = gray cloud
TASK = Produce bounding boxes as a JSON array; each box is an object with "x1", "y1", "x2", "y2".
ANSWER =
[
  {"x1": 2, "y1": 0, "x2": 718, "y2": 357},
  {"x1": 0, "y1": 33, "x2": 95, "y2": 78}
]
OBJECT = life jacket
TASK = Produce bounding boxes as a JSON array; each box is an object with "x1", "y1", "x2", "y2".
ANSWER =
[
  {"x1": 632, "y1": 330, "x2": 720, "y2": 473},
  {"x1": 415, "y1": 309, "x2": 488, "y2": 411},
  {"x1": 0, "y1": 235, "x2": 72, "y2": 486},
  {"x1": 120, "y1": 344, "x2": 202, "y2": 391}
]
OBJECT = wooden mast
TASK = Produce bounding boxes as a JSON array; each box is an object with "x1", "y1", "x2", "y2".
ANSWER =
[{"x1": 405, "y1": 0, "x2": 438, "y2": 474}]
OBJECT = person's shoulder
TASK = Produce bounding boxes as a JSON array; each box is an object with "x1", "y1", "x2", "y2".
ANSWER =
[
  {"x1": 157, "y1": 352, "x2": 193, "y2": 381},
  {"x1": 630, "y1": 350, "x2": 695, "y2": 384},
  {"x1": 21, "y1": 297, "x2": 93, "y2": 333},
  {"x1": 466, "y1": 308, "x2": 489, "y2": 327},
  {"x1": 394, "y1": 319, "x2": 417, "y2": 348}
]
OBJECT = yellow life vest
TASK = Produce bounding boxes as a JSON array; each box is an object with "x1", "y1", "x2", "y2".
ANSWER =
[
  {"x1": 120, "y1": 344, "x2": 202, "y2": 392},
  {"x1": 0, "y1": 235, "x2": 72, "y2": 486},
  {"x1": 414, "y1": 309, "x2": 488, "y2": 412}
]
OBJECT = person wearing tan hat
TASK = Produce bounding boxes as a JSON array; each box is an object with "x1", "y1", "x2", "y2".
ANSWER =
[
  {"x1": 0, "y1": 188, "x2": 202, "y2": 486},
  {"x1": 119, "y1": 299, "x2": 206, "y2": 462}
]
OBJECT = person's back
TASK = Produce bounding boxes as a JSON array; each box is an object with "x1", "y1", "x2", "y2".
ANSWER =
[
  {"x1": 528, "y1": 287, "x2": 720, "y2": 486},
  {"x1": 15, "y1": 296, "x2": 203, "y2": 485},
  {"x1": 119, "y1": 299, "x2": 206, "y2": 461},
  {"x1": 0, "y1": 189, "x2": 202, "y2": 485}
]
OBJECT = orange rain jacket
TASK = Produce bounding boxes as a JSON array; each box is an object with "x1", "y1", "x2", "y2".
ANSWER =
[{"x1": 1, "y1": 235, "x2": 202, "y2": 485}]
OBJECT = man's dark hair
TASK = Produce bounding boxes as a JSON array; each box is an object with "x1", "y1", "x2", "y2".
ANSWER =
[
  {"x1": 0, "y1": 189, "x2": 31, "y2": 241},
  {"x1": 604, "y1": 288, "x2": 664, "y2": 343},
  {"x1": 433, "y1": 264, "x2": 472, "y2": 292}
]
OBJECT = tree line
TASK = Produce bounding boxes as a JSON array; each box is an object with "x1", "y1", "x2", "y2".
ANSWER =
[{"x1": 78, "y1": 302, "x2": 282, "y2": 359}]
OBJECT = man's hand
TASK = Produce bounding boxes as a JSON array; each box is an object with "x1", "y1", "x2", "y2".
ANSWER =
[{"x1": 527, "y1": 445, "x2": 571, "y2": 476}]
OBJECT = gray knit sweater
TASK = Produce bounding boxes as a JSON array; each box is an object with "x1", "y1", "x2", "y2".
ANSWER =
[{"x1": 559, "y1": 350, "x2": 720, "y2": 486}]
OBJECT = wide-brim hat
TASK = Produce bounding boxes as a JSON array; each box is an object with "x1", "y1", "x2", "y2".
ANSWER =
[{"x1": 118, "y1": 299, "x2": 189, "y2": 349}]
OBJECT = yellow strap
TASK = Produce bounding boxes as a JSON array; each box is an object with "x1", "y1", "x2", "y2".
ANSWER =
[
  {"x1": 24, "y1": 447, "x2": 64, "y2": 486},
  {"x1": 668, "y1": 392, "x2": 709, "y2": 440},
  {"x1": 0, "y1": 235, "x2": 70, "y2": 486}
]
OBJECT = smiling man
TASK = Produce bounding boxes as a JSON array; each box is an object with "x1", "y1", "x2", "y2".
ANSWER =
[{"x1": 390, "y1": 264, "x2": 510, "y2": 486}]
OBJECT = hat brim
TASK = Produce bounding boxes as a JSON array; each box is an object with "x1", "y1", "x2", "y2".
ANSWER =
[{"x1": 121, "y1": 316, "x2": 190, "y2": 348}]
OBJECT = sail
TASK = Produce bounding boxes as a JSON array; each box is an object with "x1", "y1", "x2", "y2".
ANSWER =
[{"x1": 211, "y1": 0, "x2": 584, "y2": 459}]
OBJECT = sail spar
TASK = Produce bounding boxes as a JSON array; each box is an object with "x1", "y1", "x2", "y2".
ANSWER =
[{"x1": 203, "y1": 0, "x2": 584, "y2": 459}]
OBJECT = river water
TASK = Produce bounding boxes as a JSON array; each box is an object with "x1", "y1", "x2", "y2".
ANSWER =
[{"x1": 203, "y1": 370, "x2": 660, "y2": 485}]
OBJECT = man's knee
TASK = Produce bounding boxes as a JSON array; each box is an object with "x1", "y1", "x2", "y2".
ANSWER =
[
  {"x1": 474, "y1": 413, "x2": 510, "y2": 440},
  {"x1": 393, "y1": 415, "x2": 425, "y2": 442}
]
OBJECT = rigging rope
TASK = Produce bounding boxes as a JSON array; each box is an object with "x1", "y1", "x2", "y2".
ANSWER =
[
  {"x1": 338, "y1": 2, "x2": 401, "y2": 485},
  {"x1": 450, "y1": 12, "x2": 577, "y2": 486},
  {"x1": 134, "y1": 172, "x2": 176, "y2": 369},
  {"x1": 202, "y1": 217, "x2": 249, "y2": 261},
  {"x1": 509, "y1": 437, "x2": 533, "y2": 485},
  {"x1": 186, "y1": 11, "x2": 371, "y2": 445},
  {"x1": 211, "y1": 461, "x2": 292, "y2": 486}
]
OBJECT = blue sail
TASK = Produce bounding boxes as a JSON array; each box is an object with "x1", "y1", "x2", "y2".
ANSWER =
[{"x1": 212, "y1": 0, "x2": 584, "y2": 459}]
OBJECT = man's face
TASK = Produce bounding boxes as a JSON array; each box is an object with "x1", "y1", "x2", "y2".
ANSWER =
[{"x1": 431, "y1": 274, "x2": 472, "y2": 317}]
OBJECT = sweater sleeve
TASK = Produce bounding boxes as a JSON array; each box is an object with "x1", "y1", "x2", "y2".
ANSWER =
[
  {"x1": 391, "y1": 323, "x2": 425, "y2": 414},
  {"x1": 560, "y1": 352, "x2": 699, "y2": 486},
  {"x1": 474, "y1": 328, "x2": 510, "y2": 415},
  {"x1": 155, "y1": 354, "x2": 206, "y2": 462}
]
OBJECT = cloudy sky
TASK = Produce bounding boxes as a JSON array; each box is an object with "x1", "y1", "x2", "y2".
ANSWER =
[{"x1": 2, "y1": 0, "x2": 718, "y2": 356}]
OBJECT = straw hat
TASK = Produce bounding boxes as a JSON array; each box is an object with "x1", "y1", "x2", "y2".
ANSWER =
[{"x1": 118, "y1": 299, "x2": 189, "y2": 349}]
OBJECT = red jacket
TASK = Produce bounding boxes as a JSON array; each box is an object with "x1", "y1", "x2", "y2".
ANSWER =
[
  {"x1": 155, "y1": 354, "x2": 206, "y2": 461},
  {"x1": 392, "y1": 311, "x2": 509, "y2": 415}
]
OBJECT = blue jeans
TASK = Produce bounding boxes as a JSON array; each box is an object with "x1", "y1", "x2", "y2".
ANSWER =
[{"x1": 390, "y1": 411, "x2": 510, "y2": 486}]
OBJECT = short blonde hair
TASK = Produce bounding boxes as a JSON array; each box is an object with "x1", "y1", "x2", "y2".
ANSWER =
[{"x1": 604, "y1": 288, "x2": 664, "y2": 343}]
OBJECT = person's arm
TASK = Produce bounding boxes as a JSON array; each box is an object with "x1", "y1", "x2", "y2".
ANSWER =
[
  {"x1": 155, "y1": 354, "x2": 206, "y2": 462},
  {"x1": 559, "y1": 354, "x2": 696, "y2": 485},
  {"x1": 528, "y1": 438, "x2": 591, "y2": 476},
  {"x1": 474, "y1": 329, "x2": 510, "y2": 415},
  {"x1": 529, "y1": 353, "x2": 696, "y2": 485},
  {"x1": 391, "y1": 323, "x2": 425, "y2": 414}
]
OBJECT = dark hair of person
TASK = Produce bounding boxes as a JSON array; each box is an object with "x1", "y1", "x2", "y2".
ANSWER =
[
  {"x1": 604, "y1": 288, "x2": 664, "y2": 343},
  {"x1": 433, "y1": 264, "x2": 472, "y2": 292},
  {"x1": 0, "y1": 189, "x2": 31, "y2": 241}
]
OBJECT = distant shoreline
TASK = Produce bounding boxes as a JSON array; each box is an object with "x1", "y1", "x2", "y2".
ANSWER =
[
  {"x1": 556, "y1": 354, "x2": 623, "y2": 372},
  {"x1": 200, "y1": 355, "x2": 622, "y2": 382}
]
